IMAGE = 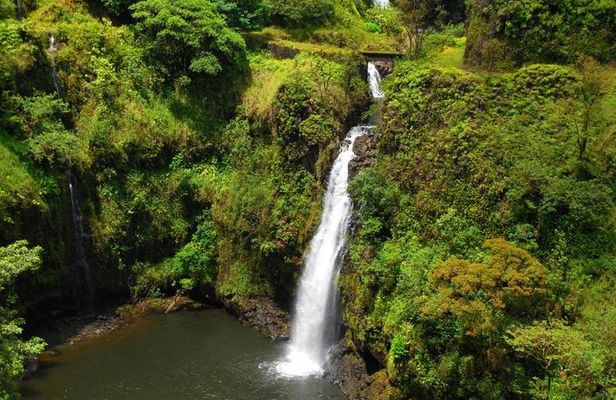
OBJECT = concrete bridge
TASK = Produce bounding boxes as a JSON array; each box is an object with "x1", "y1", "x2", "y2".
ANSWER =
[{"x1": 361, "y1": 51, "x2": 403, "y2": 76}]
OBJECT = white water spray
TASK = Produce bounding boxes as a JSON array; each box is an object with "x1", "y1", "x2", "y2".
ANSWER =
[
  {"x1": 48, "y1": 33, "x2": 61, "y2": 97},
  {"x1": 274, "y1": 62, "x2": 384, "y2": 378},
  {"x1": 49, "y1": 33, "x2": 57, "y2": 52},
  {"x1": 373, "y1": 0, "x2": 389, "y2": 8},
  {"x1": 276, "y1": 126, "x2": 368, "y2": 377},
  {"x1": 368, "y1": 62, "x2": 385, "y2": 98}
]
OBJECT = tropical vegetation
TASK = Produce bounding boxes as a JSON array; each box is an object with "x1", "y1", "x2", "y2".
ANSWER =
[{"x1": 0, "y1": 0, "x2": 614, "y2": 399}]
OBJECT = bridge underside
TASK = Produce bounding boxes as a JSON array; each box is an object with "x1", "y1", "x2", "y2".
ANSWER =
[{"x1": 363, "y1": 52, "x2": 401, "y2": 76}]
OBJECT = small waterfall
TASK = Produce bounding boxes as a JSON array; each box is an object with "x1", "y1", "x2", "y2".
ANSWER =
[
  {"x1": 48, "y1": 33, "x2": 61, "y2": 97},
  {"x1": 368, "y1": 62, "x2": 385, "y2": 98},
  {"x1": 15, "y1": 0, "x2": 23, "y2": 19},
  {"x1": 49, "y1": 33, "x2": 57, "y2": 52},
  {"x1": 373, "y1": 0, "x2": 389, "y2": 8},
  {"x1": 68, "y1": 173, "x2": 94, "y2": 305}
]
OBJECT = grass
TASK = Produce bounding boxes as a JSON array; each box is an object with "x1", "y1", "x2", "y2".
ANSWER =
[
  {"x1": 431, "y1": 45, "x2": 465, "y2": 69},
  {"x1": 242, "y1": 51, "x2": 354, "y2": 120},
  {"x1": 430, "y1": 37, "x2": 466, "y2": 70},
  {"x1": 246, "y1": 1, "x2": 399, "y2": 57},
  {"x1": 242, "y1": 53, "x2": 296, "y2": 119}
]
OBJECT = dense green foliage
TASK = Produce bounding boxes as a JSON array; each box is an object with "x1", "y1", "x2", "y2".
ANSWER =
[
  {"x1": 465, "y1": 0, "x2": 616, "y2": 69},
  {"x1": 342, "y1": 61, "x2": 616, "y2": 399},
  {"x1": 0, "y1": 0, "x2": 615, "y2": 398},
  {"x1": 131, "y1": 0, "x2": 247, "y2": 88},
  {"x1": 217, "y1": 0, "x2": 270, "y2": 31},
  {"x1": 0, "y1": 0, "x2": 368, "y2": 306},
  {"x1": 101, "y1": 0, "x2": 136, "y2": 17},
  {"x1": 0, "y1": 241, "x2": 45, "y2": 400},
  {"x1": 266, "y1": 0, "x2": 335, "y2": 28}
]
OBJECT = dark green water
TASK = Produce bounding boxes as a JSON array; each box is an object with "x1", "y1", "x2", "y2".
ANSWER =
[{"x1": 22, "y1": 309, "x2": 345, "y2": 400}]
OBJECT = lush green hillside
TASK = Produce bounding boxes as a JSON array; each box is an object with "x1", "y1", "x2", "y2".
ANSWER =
[
  {"x1": 0, "y1": 0, "x2": 370, "y2": 396},
  {"x1": 0, "y1": 0, "x2": 615, "y2": 399},
  {"x1": 343, "y1": 60, "x2": 616, "y2": 399}
]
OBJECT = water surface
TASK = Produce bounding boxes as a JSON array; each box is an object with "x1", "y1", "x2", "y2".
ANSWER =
[{"x1": 22, "y1": 309, "x2": 345, "y2": 400}]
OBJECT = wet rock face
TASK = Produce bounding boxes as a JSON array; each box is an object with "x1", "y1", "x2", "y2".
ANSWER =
[
  {"x1": 370, "y1": 60, "x2": 393, "y2": 76},
  {"x1": 22, "y1": 358, "x2": 40, "y2": 379},
  {"x1": 225, "y1": 297, "x2": 290, "y2": 341},
  {"x1": 327, "y1": 339, "x2": 370, "y2": 399},
  {"x1": 350, "y1": 134, "x2": 377, "y2": 179},
  {"x1": 327, "y1": 339, "x2": 400, "y2": 400}
]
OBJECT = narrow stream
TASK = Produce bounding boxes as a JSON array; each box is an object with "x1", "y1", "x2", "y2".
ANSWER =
[
  {"x1": 48, "y1": 33, "x2": 61, "y2": 97},
  {"x1": 21, "y1": 309, "x2": 345, "y2": 400}
]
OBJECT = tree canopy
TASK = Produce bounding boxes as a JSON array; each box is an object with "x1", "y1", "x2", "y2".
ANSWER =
[
  {"x1": 131, "y1": 0, "x2": 247, "y2": 87},
  {"x1": 0, "y1": 241, "x2": 45, "y2": 400}
]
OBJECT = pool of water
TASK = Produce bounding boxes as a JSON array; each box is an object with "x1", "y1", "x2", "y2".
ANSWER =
[{"x1": 21, "y1": 309, "x2": 345, "y2": 400}]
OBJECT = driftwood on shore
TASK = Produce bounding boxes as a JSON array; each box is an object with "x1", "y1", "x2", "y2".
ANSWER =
[{"x1": 165, "y1": 292, "x2": 185, "y2": 314}]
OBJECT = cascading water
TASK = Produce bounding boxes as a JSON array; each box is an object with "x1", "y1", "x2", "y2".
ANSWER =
[
  {"x1": 48, "y1": 33, "x2": 61, "y2": 97},
  {"x1": 373, "y1": 0, "x2": 389, "y2": 8},
  {"x1": 68, "y1": 173, "x2": 94, "y2": 305},
  {"x1": 274, "y1": 63, "x2": 385, "y2": 378},
  {"x1": 16, "y1": 0, "x2": 23, "y2": 19},
  {"x1": 276, "y1": 126, "x2": 369, "y2": 377},
  {"x1": 49, "y1": 33, "x2": 56, "y2": 52},
  {"x1": 368, "y1": 62, "x2": 385, "y2": 99}
]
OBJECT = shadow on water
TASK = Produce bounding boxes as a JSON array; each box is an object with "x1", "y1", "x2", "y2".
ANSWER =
[{"x1": 21, "y1": 309, "x2": 345, "y2": 400}]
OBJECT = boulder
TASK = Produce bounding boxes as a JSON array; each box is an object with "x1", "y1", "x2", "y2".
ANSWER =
[
  {"x1": 225, "y1": 297, "x2": 290, "y2": 341},
  {"x1": 350, "y1": 134, "x2": 377, "y2": 178}
]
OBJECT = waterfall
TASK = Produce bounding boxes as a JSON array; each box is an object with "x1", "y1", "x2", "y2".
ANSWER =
[
  {"x1": 68, "y1": 174, "x2": 94, "y2": 305},
  {"x1": 273, "y1": 63, "x2": 384, "y2": 379},
  {"x1": 276, "y1": 126, "x2": 369, "y2": 377},
  {"x1": 48, "y1": 33, "x2": 61, "y2": 97},
  {"x1": 368, "y1": 62, "x2": 385, "y2": 98},
  {"x1": 373, "y1": 0, "x2": 389, "y2": 8},
  {"x1": 15, "y1": 0, "x2": 23, "y2": 19},
  {"x1": 49, "y1": 33, "x2": 56, "y2": 52}
]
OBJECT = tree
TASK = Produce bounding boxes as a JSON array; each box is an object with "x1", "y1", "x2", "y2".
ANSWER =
[
  {"x1": 0, "y1": 0, "x2": 15, "y2": 19},
  {"x1": 6, "y1": 93, "x2": 68, "y2": 138},
  {"x1": 131, "y1": 0, "x2": 247, "y2": 88},
  {"x1": 464, "y1": 0, "x2": 616, "y2": 67},
  {"x1": 0, "y1": 21, "x2": 37, "y2": 89},
  {"x1": 266, "y1": 0, "x2": 334, "y2": 28},
  {"x1": 217, "y1": 0, "x2": 270, "y2": 31},
  {"x1": 5, "y1": 94, "x2": 89, "y2": 170},
  {"x1": 0, "y1": 241, "x2": 45, "y2": 399},
  {"x1": 569, "y1": 56, "x2": 612, "y2": 166},
  {"x1": 101, "y1": 0, "x2": 136, "y2": 17},
  {"x1": 27, "y1": 129, "x2": 90, "y2": 170},
  {"x1": 391, "y1": 0, "x2": 430, "y2": 58},
  {"x1": 422, "y1": 239, "x2": 548, "y2": 336},
  {"x1": 507, "y1": 320, "x2": 606, "y2": 400}
]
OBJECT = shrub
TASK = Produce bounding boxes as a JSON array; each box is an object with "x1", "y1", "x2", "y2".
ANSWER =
[
  {"x1": 266, "y1": 0, "x2": 335, "y2": 28},
  {"x1": 0, "y1": 241, "x2": 45, "y2": 399},
  {"x1": 465, "y1": 0, "x2": 616, "y2": 68},
  {"x1": 101, "y1": 0, "x2": 136, "y2": 16},
  {"x1": 131, "y1": 0, "x2": 247, "y2": 87},
  {"x1": 217, "y1": 0, "x2": 270, "y2": 31}
]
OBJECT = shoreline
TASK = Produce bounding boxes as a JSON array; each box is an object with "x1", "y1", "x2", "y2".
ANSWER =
[
  {"x1": 22, "y1": 296, "x2": 378, "y2": 400},
  {"x1": 30, "y1": 297, "x2": 202, "y2": 349}
]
